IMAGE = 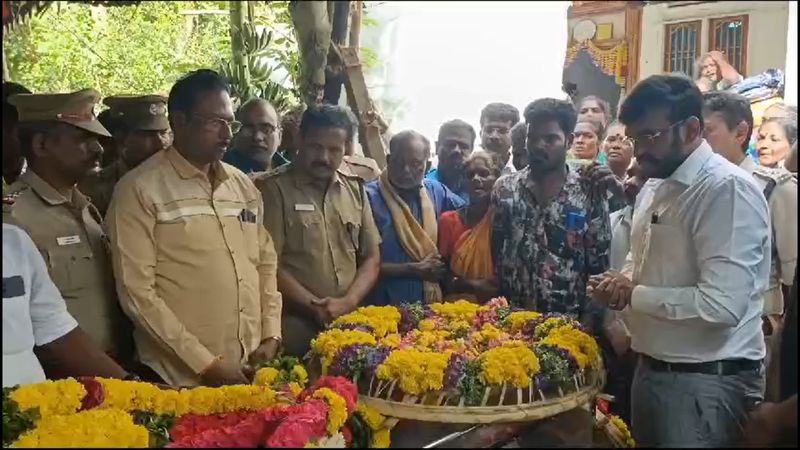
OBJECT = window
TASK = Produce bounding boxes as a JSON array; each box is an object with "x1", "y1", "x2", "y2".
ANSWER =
[
  {"x1": 664, "y1": 21, "x2": 701, "y2": 77},
  {"x1": 709, "y1": 15, "x2": 748, "y2": 75}
]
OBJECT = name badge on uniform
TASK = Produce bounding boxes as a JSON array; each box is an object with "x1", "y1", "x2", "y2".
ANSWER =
[
  {"x1": 56, "y1": 235, "x2": 81, "y2": 246},
  {"x1": 294, "y1": 204, "x2": 315, "y2": 212}
]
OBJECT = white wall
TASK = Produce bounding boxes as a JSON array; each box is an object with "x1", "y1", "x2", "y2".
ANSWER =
[
  {"x1": 784, "y1": 1, "x2": 797, "y2": 104},
  {"x1": 639, "y1": 1, "x2": 789, "y2": 79},
  {"x1": 361, "y1": 1, "x2": 570, "y2": 143}
]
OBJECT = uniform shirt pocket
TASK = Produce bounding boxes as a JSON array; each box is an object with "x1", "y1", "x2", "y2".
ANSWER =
[
  {"x1": 339, "y1": 210, "x2": 362, "y2": 255},
  {"x1": 287, "y1": 212, "x2": 323, "y2": 253},
  {"x1": 45, "y1": 241, "x2": 94, "y2": 296}
]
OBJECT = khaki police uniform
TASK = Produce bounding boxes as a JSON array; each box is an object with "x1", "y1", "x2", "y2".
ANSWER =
[
  {"x1": 79, "y1": 95, "x2": 169, "y2": 216},
  {"x1": 106, "y1": 147, "x2": 282, "y2": 387},
  {"x1": 2, "y1": 89, "x2": 131, "y2": 358},
  {"x1": 341, "y1": 154, "x2": 381, "y2": 182},
  {"x1": 254, "y1": 164, "x2": 380, "y2": 356}
]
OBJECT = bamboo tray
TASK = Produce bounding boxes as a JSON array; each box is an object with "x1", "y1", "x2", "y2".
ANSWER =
[{"x1": 356, "y1": 369, "x2": 604, "y2": 425}]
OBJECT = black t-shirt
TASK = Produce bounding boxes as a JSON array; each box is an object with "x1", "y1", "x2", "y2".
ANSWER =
[{"x1": 780, "y1": 268, "x2": 798, "y2": 401}]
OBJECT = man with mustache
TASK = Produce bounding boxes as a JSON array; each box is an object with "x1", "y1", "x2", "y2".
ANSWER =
[
  {"x1": 589, "y1": 74, "x2": 771, "y2": 447},
  {"x1": 79, "y1": 95, "x2": 172, "y2": 217},
  {"x1": 255, "y1": 104, "x2": 381, "y2": 357},
  {"x1": 510, "y1": 122, "x2": 528, "y2": 171},
  {"x1": 107, "y1": 70, "x2": 283, "y2": 387},
  {"x1": 365, "y1": 130, "x2": 465, "y2": 306},
  {"x1": 426, "y1": 119, "x2": 475, "y2": 202},
  {"x1": 477, "y1": 103, "x2": 520, "y2": 176},
  {"x1": 2, "y1": 89, "x2": 132, "y2": 364},
  {"x1": 224, "y1": 98, "x2": 288, "y2": 175}
]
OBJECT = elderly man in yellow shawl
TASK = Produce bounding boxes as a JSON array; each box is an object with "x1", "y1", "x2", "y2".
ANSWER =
[
  {"x1": 364, "y1": 130, "x2": 466, "y2": 305},
  {"x1": 438, "y1": 151, "x2": 500, "y2": 302}
]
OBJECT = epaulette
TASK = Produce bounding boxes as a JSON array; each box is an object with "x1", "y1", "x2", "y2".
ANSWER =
[
  {"x1": 345, "y1": 155, "x2": 380, "y2": 169},
  {"x1": 2, "y1": 186, "x2": 28, "y2": 206},
  {"x1": 251, "y1": 164, "x2": 288, "y2": 182},
  {"x1": 752, "y1": 165, "x2": 794, "y2": 185}
]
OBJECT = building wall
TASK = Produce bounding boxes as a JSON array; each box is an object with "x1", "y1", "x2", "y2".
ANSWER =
[
  {"x1": 640, "y1": 1, "x2": 789, "y2": 79},
  {"x1": 567, "y1": 11, "x2": 627, "y2": 42},
  {"x1": 785, "y1": 1, "x2": 797, "y2": 104}
]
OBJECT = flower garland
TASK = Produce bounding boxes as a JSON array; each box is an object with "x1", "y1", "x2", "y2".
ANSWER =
[
  {"x1": 480, "y1": 341, "x2": 540, "y2": 388},
  {"x1": 331, "y1": 306, "x2": 401, "y2": 338},
  {"x1": 608, "y1": 414, "x2": 636, "y2": 448},
  {"x1": 9, "y1": 378, "x2": 85, "y2": 417},
  {"x1": 4, "y1": 369, "x2": 391, "y2": 448},
  {"x1": 11, "y1": 408, "x2": 149, "y2": 448},
  {"x1": 375, "y1": 348, "x2": 450, "y2": 395}
]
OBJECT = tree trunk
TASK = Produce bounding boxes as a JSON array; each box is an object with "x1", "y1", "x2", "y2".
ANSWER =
[
  {"x1": 290, "y1": 0, "x2": 331, "y2": 106},
  {"x1": 229, "y1": 0, "x2": 250, "y2": 99},
  {"x1": 349, "y1": 0, "x2": 363, "y2": 51},
  {"x1": 323, "y1": 1, "x2": 350, "y2": 105}
]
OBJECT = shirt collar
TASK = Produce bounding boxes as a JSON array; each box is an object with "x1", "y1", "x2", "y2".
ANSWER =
[
  {"x1": 166, "y1": 146, "x2": 229, "y2": 183},
  {"x1": 20, "y1": 171, "x2": 74, "y2": 206},
  {"x1": 291, "y1": 164, "x2": 343, "y2": 188},
  {"x1": 738, "y1": 154, "x2": 758, "y2": 173},
  {"x1": 668, "y1": 140, "x2": 714, "y2": 186}
]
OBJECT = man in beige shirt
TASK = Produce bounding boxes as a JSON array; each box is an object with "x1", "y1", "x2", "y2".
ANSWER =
[
  {"x1": 106, "y1": 70, "x2": 282, "y2": 387},
  {"x1": 3, "y1": 89, "x2": 132, "y2": 363},
  {"x1": 79, "y1": 95, "x2": 172, "y2": 216},
  {"x1": 254, "y1": 104, "x2": 381, "y2": 357}
]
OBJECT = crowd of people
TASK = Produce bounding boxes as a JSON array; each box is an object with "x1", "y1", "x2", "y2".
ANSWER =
[{"x1": 2, "y1": 63, "x2": 798, "y2": 447}]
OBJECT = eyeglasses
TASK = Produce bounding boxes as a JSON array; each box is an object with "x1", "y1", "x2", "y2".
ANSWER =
[
  {"x1": 192, "y1": 115, "x2": 242, "y2": 134},
  {"x1": 627, "y1": 119, "x2": 688, "y2": 148}
]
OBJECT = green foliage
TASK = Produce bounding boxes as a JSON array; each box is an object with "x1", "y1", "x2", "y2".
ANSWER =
[
  {"x1": 131, "y1": 410, "x2": 175, "y2": 448},
  {"x1": 2, "y1": 387, "x2": 39, "y2": 447},
  {"x1": 5, "y1": 1, "x2": 231, "y2": 97}
]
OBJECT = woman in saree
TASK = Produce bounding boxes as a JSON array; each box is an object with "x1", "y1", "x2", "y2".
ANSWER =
[{"x1": 438, "y1": 151, "x2": 500, "y2": 302}]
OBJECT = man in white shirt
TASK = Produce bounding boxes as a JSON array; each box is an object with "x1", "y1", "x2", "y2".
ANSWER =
[
  {"x1": 3, "y1": 223, "x2": 129, "y2": 387},
  {"x1": 589, "y1": 74, "x2": 771, "y2": 447},
  {"x1": 478, "y1": 103, "x2": 520, "y2": 176}
]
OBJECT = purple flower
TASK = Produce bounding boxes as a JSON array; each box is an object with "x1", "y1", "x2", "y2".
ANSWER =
[
  {"x1": 363, "y1": 345, "x2": 391, "y2": 372},
  {"x1": 398, "y1": 303, "x2": 425, "y2": 334},
  {"x1": 534, "y1": 373, "x2": 551, "y2": 391},
  {"x1": 443, "y1": 353, "x2": 468, "y2": 391}
]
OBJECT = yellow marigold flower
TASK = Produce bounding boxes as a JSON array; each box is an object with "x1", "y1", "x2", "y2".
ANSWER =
[
  {"x1": 356, "y1": 403, "x2": 386, "y2": 430},
  {"x1": 291, "y1": 365, "x2": 309, "y2": 385},
  {"x1": 11, "y1": 408, "x2": 148, "y2": 448},
  {"x1": 372, "y1": 428, "x2": 392, "y2": 448},
  {"x1": 376, "y1": 349, "x2": 449, "y2": 395},
  {"x1": 331, "y1": 305, "x2": 401, "y2": 337},
  {"x1": 379, "y1": 333, "x2": 401, "y2": 348},
  {"x1": 312, "y1": 388, "x2": 349, "y2": 435},
  {"x1": 609, "y1": 414, "x2": 636, "y2": 447},
  {"x1": 480, "y1": 342, "x2": 540, "y2": 388},
  {"x1": 470, "y1": 323, "x2": 508, "y2": 345},
  {"x1": 504, "y1": 311, "x2": 542, "y2": 332},
  {"x1": 429, "y1": 300, "x2": 480, "y2": 323},
  {"x1": 254, "y1": 367, "x2": 281, "y2": 387},
  {"x1": 540, "y1": 325, "x2": 602, "y2": 370},
  {"x1": 288, "y1": 382, "x2": 304, "y2": 397},
  {"x1": 311, "y1": 329, "x2": 377, "y2": 373},
  {"x1": 418, "y1": 318, "x2": 437, "y2": 331},
  {"x1": 10, "y1": 378, "x2": 85, "y2": 417}
]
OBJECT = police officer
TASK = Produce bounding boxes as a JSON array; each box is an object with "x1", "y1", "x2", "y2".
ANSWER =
[
  {"x1": 3, "y1": 223, "x2": 131, "y2": 387},
  {"x1": 254, "y1": 104, "x2": 381, "y2": 357},
  {"x1": 342, "y1": 132, "x2": 382, "y2": 182},
  {"x1": 79, "y1": 95, "x2": 171, "y2": 216},
  {"x1": 3, "y1": 89, "x2": 132, "y2": 362}
]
